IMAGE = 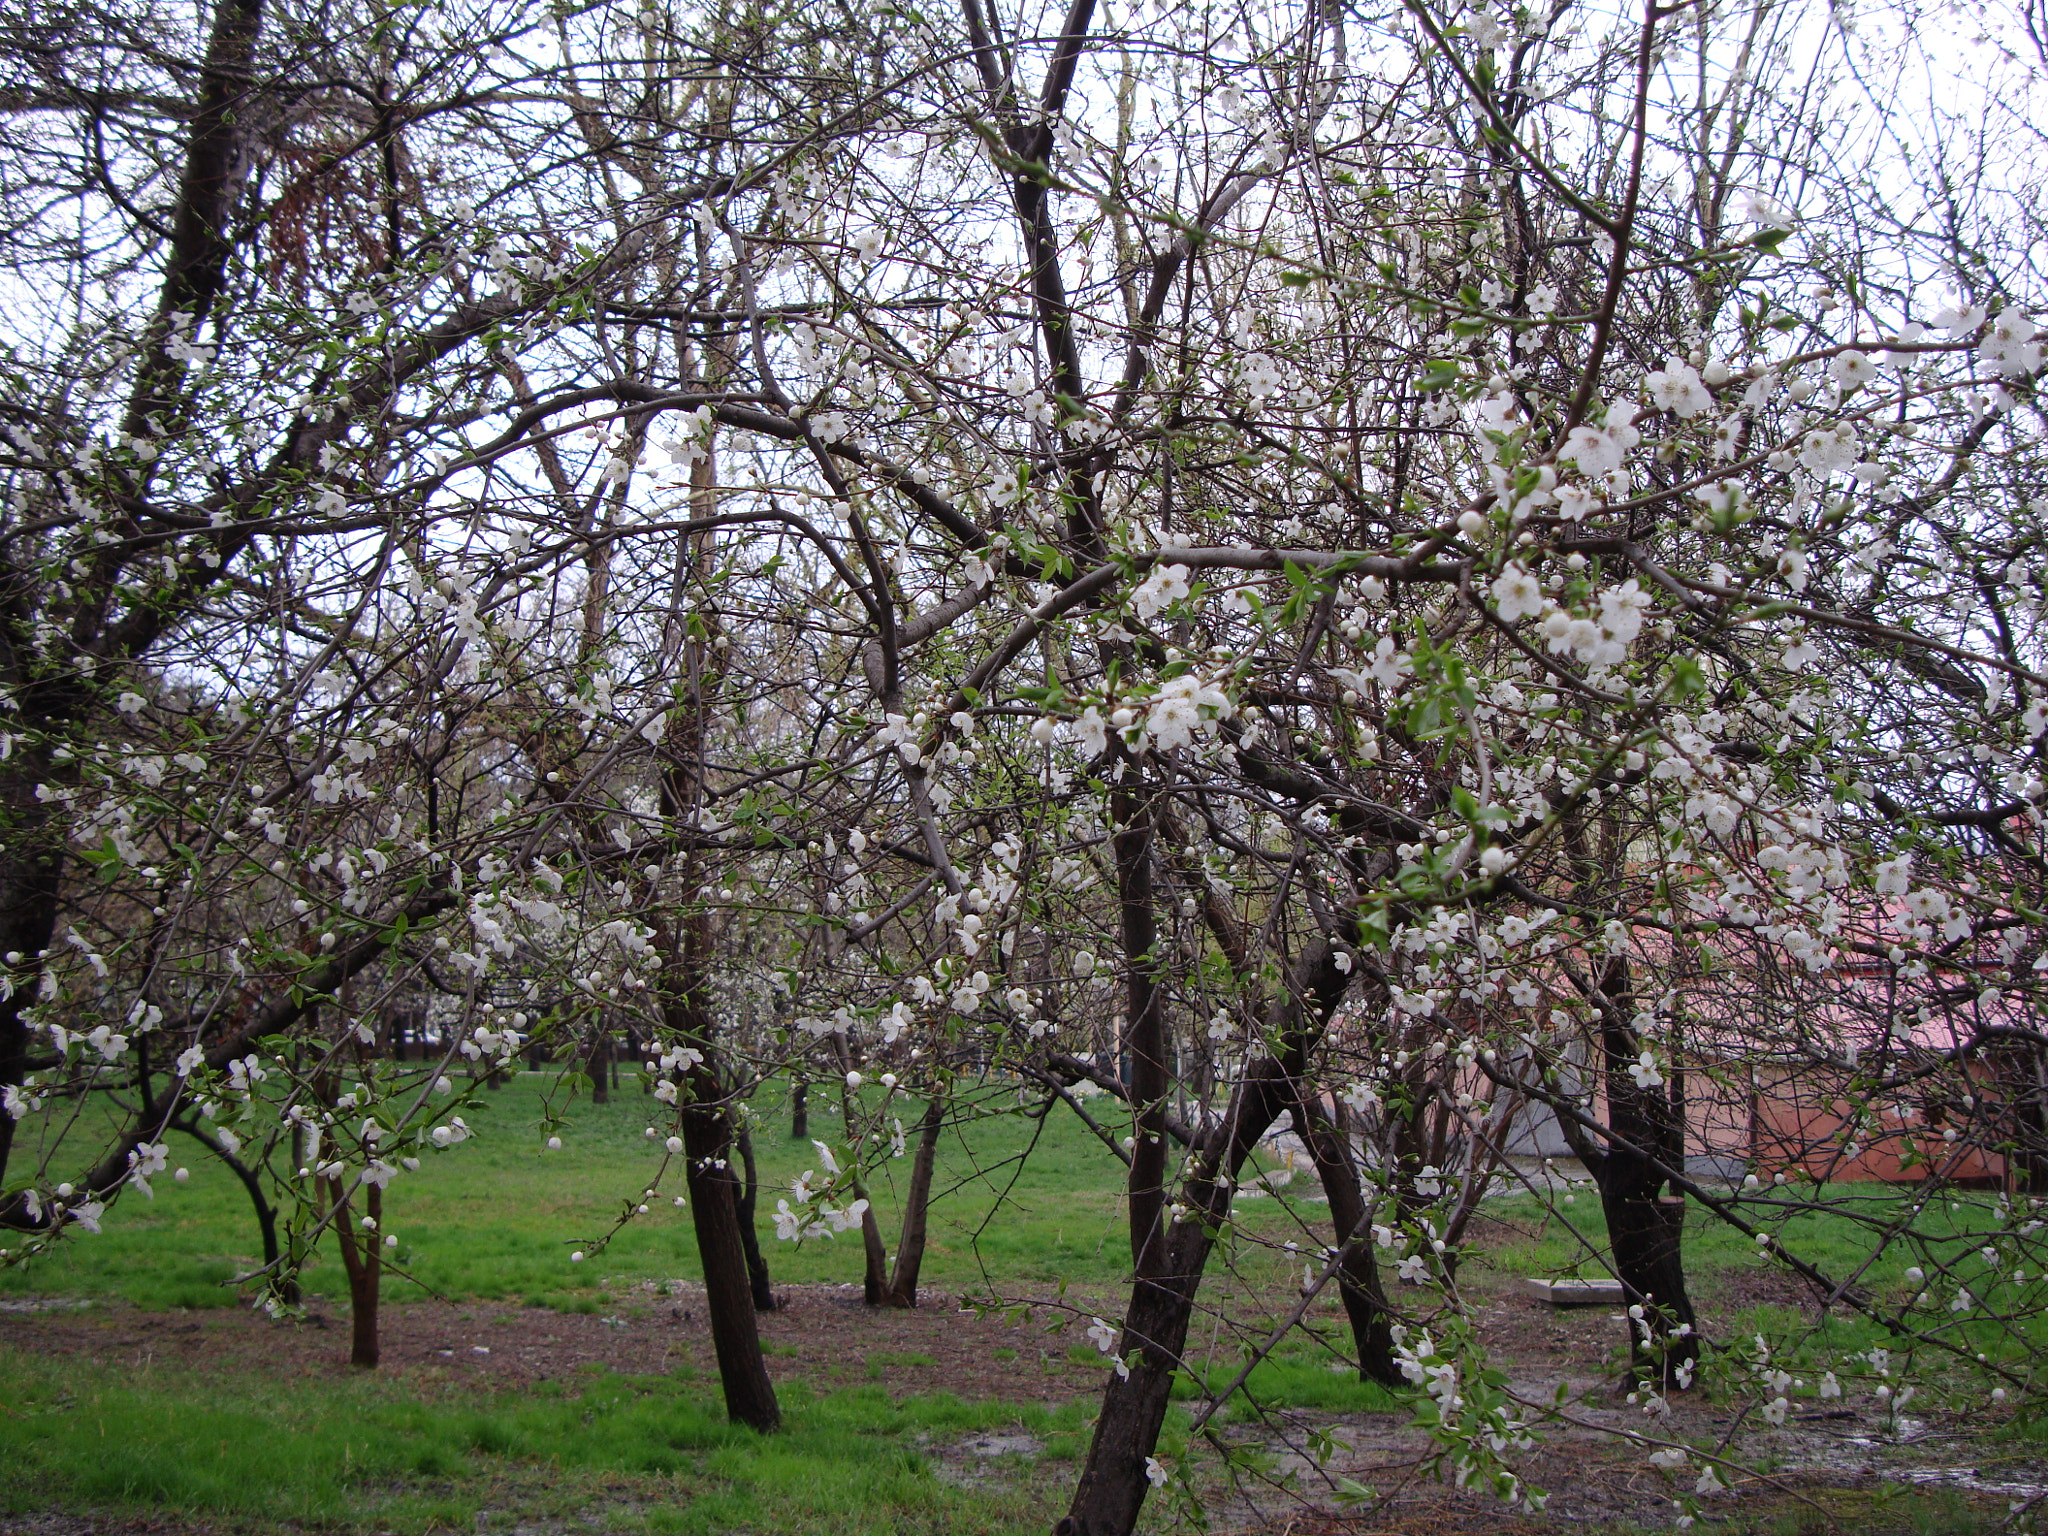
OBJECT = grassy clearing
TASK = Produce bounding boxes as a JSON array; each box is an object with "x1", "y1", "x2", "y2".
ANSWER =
[
  {"x1": 1, "y1": 1074, "x2": 1115, "y2": 1309},
  {"x1": 10, "y1": 1073, "x2": 2031, "y2": 1374},
  {"x1": 0, "y1": 1349, "x2": 1085, "y2": 1534},
  {"x1": 0, "y1": 1074, "x2": 1346, "y2": 1312}
]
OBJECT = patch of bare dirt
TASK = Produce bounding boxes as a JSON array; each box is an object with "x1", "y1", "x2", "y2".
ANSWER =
[{"x1": 0, "y1": 1282, "x2": 1103, "y2": 1405}]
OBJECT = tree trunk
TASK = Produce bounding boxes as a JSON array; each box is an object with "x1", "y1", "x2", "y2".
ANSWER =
[
  {"x1": 662, "y1": 900, "x2": 778, "y2": 1430},
  {"x1": 176, "y1": 1118, "x2": 294, "y2": 1303},
  {"x1": 1058, "y1": 1261, "x2": 1208, "y2": 1536},
  {"x1": 734, "y1": 1122, "x2": 777, "y2": 1311},
  {"x1": 0, "y1": 772, "x2": 67, "y2": 1211},
  {"x1": 789, "y1": 1076, "x2": 808, "y2": 1140},
  {"x1": 876, "y1": 1093, "x2": 946, "y2": 1308},
  {"x1": 1058, "y1": 1054, "x2": 1309, "y2": 1536},
  {"x1": 1589, "y1": 956, "x2": 1701, "y2": 1388},
  {"x1": 1293, "y1": 1090, "x2": 1404, "y2": 1388},
  {"x1": 649, "y1": 406, "x2": 775, "y2": 1431},
  {"x1": 1058, "y1": 787, "x2": 1352, "y2": 1534},
  {"x1": 678, "y1": 1060, "x2": 780, "y2": 1429},
  {"x1": 586, "y1": 1024, "x2": 610, "y2": 1104},
  {"x1": 326, "y1": 1175, "x2": 381, "y2": 1369}
]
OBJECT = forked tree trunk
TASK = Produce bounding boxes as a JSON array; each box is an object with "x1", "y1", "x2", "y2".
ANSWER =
[
  {"x1": 1057, "y1": 777, "x2": 1352, "y2": 1536},
  {"x1": 734, "y1": 1123, "x2": 778, "y2": 1311},
  {"x1": 875, "y1": 1093, "x2": 947, "y2": 1308},
  {"x1": 1292, "y1": 1091, "x2": 1404, "y2": 1388}
]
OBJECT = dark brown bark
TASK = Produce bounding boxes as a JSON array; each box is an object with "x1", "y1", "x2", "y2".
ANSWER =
[
  {"x1": 1292, "y1": 1092, "x2": 1404, "y2": 1389},
  {"x1": 1058, "y1": 921, "x2": 1352, "y2": 1535},
  {"x1": 122, "y1": 0, "x2": 262, "y2": 445},
  {"x1": 667, "y1": 909, "x2": 778, "y2": 1431},
  {"x1": 733, "y1": 1123, "x2": 777, "y2": 1312},
  {"x1": 875, "y1": 1093, "x2": 947, "y2": 1308},
  {"x1": 586, "y1": 1024, "x2": 610, "y2": 1104},
  {"x1": 678, "y1": 1067, "x2": 780, "y2": 1429},
  {"x1": 789, "y1": 1076, "x2": 808, "y2": 1139},
  {"x1": 857, "y1": 1198, "x2": 891, "y2": 1306},
  {"x1": 325, "y1": 1175, "x2": 381, "y2": 1370},
  {"x1": 1584, "y1": 955, "x2": 1702, "y2": 1387}
]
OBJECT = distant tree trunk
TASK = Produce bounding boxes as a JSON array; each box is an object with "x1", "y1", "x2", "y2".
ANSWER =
[
  {"x1": 875, "y1": 1093, "x2": 947, "y2": 1308},
  {"x1": 789, "y1": 1076, "x2": 809, "y2": 1139},
  {"x1": 586, "y1": 1023, "x2": 610, "y2": 1104},
  {"x1": 734, "y1": 1122, "x2": 778, "y2": 1311},
  {"x1": 174, "y1": 1117, "x2": 295, "y2": 1305}
]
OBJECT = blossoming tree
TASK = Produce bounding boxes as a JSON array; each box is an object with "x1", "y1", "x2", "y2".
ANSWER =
[{"x1": 2, "y1": 0, "x2": 2046, "y2": 1527}]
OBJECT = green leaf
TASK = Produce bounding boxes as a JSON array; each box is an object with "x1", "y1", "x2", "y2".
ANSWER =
[{"x1": 1416, "y1": 359, "x2": 1461, "y2": 394}]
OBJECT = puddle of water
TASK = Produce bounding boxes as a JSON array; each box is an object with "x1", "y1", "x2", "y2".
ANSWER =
[
  {"x1": 1845, "y1": 1417, "x2": 1928, "y2": 1445},
  {"x1": 1886, "y1": 1467, "x2": 2048, "y2": 1501}
]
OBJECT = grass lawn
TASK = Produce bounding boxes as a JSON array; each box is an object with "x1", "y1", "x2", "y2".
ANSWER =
[{"x1": 0, "y1": 1349, "x2": 1087, "y2": 1535}]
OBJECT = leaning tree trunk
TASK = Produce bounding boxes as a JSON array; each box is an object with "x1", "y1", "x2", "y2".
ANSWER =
[{"x1": 1058, "y1": 1051, "x2": 1323, "y2": 1536}]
